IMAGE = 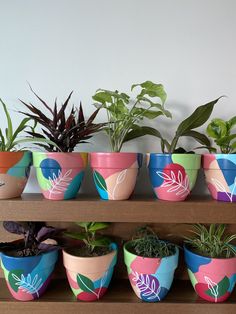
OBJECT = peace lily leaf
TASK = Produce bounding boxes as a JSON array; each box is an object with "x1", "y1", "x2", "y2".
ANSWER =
[
  {"x1": 75, "y1": 222, "x2": 91, "y2": 229},
  {"x1": 182, "y1": 130, "x2": 211, "y2": 147},
  {"x1": 124, "y1": 126, "x2": 163, "y2": 142},
  {"x1": 88, "y1": 222, "x2": 110, "y2": 232},
  {"x1": 63, "y1": 232, "x2": 87, "y2": 240},
  {"x1": 90, "y1": 237, "x2": 111, "y2": 247},
  {"x1": 228, "y1": 116, "x2": 236, "y2": 129},
  {"x1": 77, "y1": 273, "x2": 95, "y2": 292}
]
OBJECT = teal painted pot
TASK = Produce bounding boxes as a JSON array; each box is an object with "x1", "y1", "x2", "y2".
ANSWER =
[
  {"x1": 147, "y1": 153, "x2": 201, "y2": 201},
  {"x1": 33, "y1": 152, "x2": 88, "y2": 200},
  {"x1": 203, "y1": 154, "x2": 236, "y2": 202},
  {"x1": 90, "y1": 152, "x2": 142, "y2": 200},
  {"x1": 0, "y1": 248, "x2": 58, "y2": 301},
  {"x1": 184, "y1": 245, "x2": 236, "y2": 302},
  {"x1": 124, "y1": 241, "x2": 179, "y2": 302},
  {"x1": 0, "y1": 151, "x2": 32, "y2": 199}
]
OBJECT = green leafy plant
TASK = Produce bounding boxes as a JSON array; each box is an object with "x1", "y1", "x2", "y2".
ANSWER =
[
  {"x1": 92, "y1": 81, "x2": 172, "y2": 152},
  {"x1": 20, "y1": 88, "x2": 106, "y2": 152},
  {"x1": 0, "y1": 98, "x2": 57, "y2": 152},
  {"x1": 206, "y1": 117, "x2": 236, "y2": 153},
  {"x1": 157, "y1": 98, "x2": 223, "y2": 153},
  {"x1": 64, "y1": 222, "x2": 111, "y2": 256},
  {"x1": 129, "y1": 226, "x2": 176, "y2": 258},
  {"x1": 184, "y1": 224, "x2": 236, "y2": 258}
]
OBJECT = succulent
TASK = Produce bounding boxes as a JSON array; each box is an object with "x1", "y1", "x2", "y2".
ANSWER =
[
  {"x1": 20, "y1": 88, "x2": 105, "y2": 152},
  {"x1": 184, "y1": 224, "x2": 236, "y2": 258},
  {"x1": 0, "y1": 222, "x2": 62, "y2": 256},
  {"x1": 129, "y1": 226, "x2": 176, "y2": 258}
]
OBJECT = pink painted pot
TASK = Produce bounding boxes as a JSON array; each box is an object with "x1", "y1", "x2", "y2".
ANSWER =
[
  {"x1": 62, "y1": 243, "x2": 117, "y2": 301},
  {"x1": 33, "y1": 152, "x2": 88, "y2": 200},
  {"x1": 90, "y1": 152, "x2": 142, "y2": 200}
]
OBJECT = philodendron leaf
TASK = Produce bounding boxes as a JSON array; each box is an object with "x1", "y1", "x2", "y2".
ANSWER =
[
  {"x1": 92, "y1": 91, "x2": 113, "y2": 104},
  {"x1": 182, "y1": 130, "x2": 211, "y2": 147},
  {"x1": 176, "y1": 97, "x2": 223, "y2": 136},
  {"x1": 124, "y1": 125, "x2": 163, "y2": 142},
  {"x1": 77, "y1": 273, "x2": 95, "y2": 292},
  {"x1": 75, "y1": 222, "x2": 91, "y2": 229},
  {"x1": 63, "y1": 232, "x2": 87, "y2": 240},
  {"x1": 90, "y1": 237, "x2": 111, "y2": 247},
  {"x1": 131, "y1": 81, "x2": 167, "y2": 104},
  {"x1": 88, "y1": 222, "x2": 110, "y2": 232}
]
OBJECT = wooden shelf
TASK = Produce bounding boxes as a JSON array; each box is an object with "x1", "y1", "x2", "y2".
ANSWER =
[
  {"x1": 0, "y1": 193, "x2": 235, "y2": 223},
  {"x1": 0, "y1": 278, "x2": 235, "y2": 314}
]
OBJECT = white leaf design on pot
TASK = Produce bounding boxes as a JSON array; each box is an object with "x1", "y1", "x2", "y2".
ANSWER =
[
  {"x1": 47, "y1": 169, "x2": 72, "y2": 197},
  {"x1": 111, "y1": 169, "x2": 127, "y2": 200},
  {"x1": 12, "y1": 273, "x2": 43, "y2": 297},
  {"x1": 156, "y1": 170, "x2": 190, "y2": 197},
  {"x1": 204, "y1": 276, "x2": 219, "y2": 303},
  {"x1": 211, "y1": 177, "x2": 236, "y2": 202}
]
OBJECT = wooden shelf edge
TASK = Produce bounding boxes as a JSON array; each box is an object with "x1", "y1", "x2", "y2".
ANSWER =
[
  {"x1": 0, "y1": 194, "x2": 235, "y2": 223},
  {"x1": 0, "y1": 279, "x2": 235, "y2": 314}
]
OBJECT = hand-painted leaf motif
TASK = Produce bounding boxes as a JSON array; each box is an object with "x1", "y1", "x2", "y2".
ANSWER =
[
  {"x1": 93, "y1": 171, "x2": 107, "y2": 191},
  {"x1": 8, "y1": 269, "x2": 23, "y2": 292},
  {"x1": 205, "y1": 276, "x2": 229, "y2": 299},
  {"x1": 204, "y1": 276, "x2": 219, "y2": 302},
  {"x1": 77, "y1": 273, "x2": 95, "y2": 293},
  {"x1": 132, "y1": 273, "x2": 161, "y2": 301},
  {"x1": 47, "y1": 169, "x2": 72, "y2": 196},
  {"x1": 10, "y1": 271, "x2": 43, "y2": 297},
  {"x1": 211, "y1": 177, "x2": 235, "y2": 202}
]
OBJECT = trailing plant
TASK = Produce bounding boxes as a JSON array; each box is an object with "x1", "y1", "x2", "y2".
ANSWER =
[
  {"x1": 128, "y1": 226, "x2": 176, "y2": 258},
  {"x1": 0, "y1": 222, "x2": 62, "y2": 256},
  {"x1": 0, "y1": 98, "x2": 55, "y2": 151},
  {"x1": 20, "y1": 87, "x2": 106, "y2": 152},
  {"x1": 64, "y1": 222, "x2": 111, "y2": 256},
  {"x1": 184, "y1": 224, "x2": 236, "y2": 258},
  {"x1": 206, "y1": 116, "x2": 236, "y2": 154},
  {"x1": 156, "y1": 97, "x2": 223, "y2": 153},
  {"x1": 92, "y1": 81, "x2": 172, "y2": 152}
]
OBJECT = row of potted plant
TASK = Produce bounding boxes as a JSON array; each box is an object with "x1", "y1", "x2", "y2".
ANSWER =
[
  {"x1": 0, "y1": 222, "x2": 235, "y2": 303},
  {"x1": 0, "y1": 82, "x2": 235, "y2": 202}
]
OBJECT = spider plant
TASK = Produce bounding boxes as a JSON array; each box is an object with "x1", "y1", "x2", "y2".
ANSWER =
[
  {"x1": 20, "y1": 87, "x2": 105, "y2": 152},
  {"x1": 184, "y1": 224, "x2": 236, "y2": 258}
]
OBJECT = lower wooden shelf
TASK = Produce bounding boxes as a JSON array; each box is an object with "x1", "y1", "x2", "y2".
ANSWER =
[{"x1": 0, "y1": 278, "x2": 235, "y2": 314}]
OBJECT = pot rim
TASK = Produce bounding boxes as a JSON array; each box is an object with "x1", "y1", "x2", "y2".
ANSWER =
[
  {"x1": 184, "y1": 244, "x2": 236, "y2": 261},
  {"x1": 1, "y1": 247, "x2": 58, "y2": 261},
  {"x1": 32, "y1": 152, "x2": 88, "y2": 155},
  {"x1": 90, "y1": 152, "x2": 142, "y2": 155},
  {"x1": 203, "y1": 153, "x2": 236, "y2": 157},
  {"x1": 146, "y1": 153, "x2": 201, "y2": 157}
]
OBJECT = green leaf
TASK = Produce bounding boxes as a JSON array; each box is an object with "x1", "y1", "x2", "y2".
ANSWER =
[
  {"x1": 93, "y1": 171, "x2": 107, "y2": 191},
  {"x1": 228, "y1": 116, "x2": 236, "y2": 129},
  {"x1": 124, "y1": 125, "x2": 163, "y2": 142},
  {"x1": 88, "y1": 222, "x2": 110, "y2": 232},
  {"x1": 207, "y1": 118, "x2": 228, "y2": 139},
  {"x1": 75, "y1": 222, "x2": 91, "y2": 229},
  {"x1": 0, "y1": 129, "x2": 5, "y2": 151},
  {"x1": 217, "y1": 134, "x2": 236, "y2": 145},
  {"x1": 8, "y1": 269, "x2": 24, "y2": 292},
  {"x1": 176, "y1": 97, "x2": 222, "y2": 136},
  {"x1": 77, "y1": 273, "x2": 95, "y2": 292},
  {"x1": 0, "y1": 98, "x2": 13, "y2": 142},
  {"x1": 92, "y1": 91, "x2": 113, "y2": 104},
  {"x1": 90, "y1": 237, "x2": 111, "y2": 247},
  {"x1": 182, "y1": 130, "x2": 211, "y2": 147},
  {"x1": 132, "y1": 81, "x2": 167, "y2": 104},
  {"x1": 63, "y1": 231, "x2": 87, "y2": 240}
]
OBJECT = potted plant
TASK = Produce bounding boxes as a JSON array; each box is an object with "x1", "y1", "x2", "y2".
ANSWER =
[
  {"x1": 90, "y1": 81, "x2": 172, "y2": 200},
  {"x1": 184, "y1": 224, "x2": 236, "y2": 302},
  {"x1": 0, "y1": 221, "x2": 61, "y2": 301},
  {"x1": 203, "y1": 117, "x2": 236, "y2": 202},
  {"x1": 123, "y1": 226, "x2": 179, "y2": 302},
  {"x1": 147, "y1": 97, "x2": 222, "y2": 201},
  {"x1": 20, "y1": 88, "x2": 105, "y2": 200},
  {"x1": 63, "y1": 222, "x2": 117, "y2": 301}
]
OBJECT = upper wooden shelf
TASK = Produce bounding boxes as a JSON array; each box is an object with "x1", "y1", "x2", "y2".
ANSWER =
[{"x1": 0, "y1": 193, "x2": 235, "y2": 223}]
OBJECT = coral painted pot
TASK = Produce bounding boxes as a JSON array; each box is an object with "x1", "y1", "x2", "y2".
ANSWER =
[
  {"x1": 203, "y1": 154, "x2": 236, "y2": 202},
  {"x1": 0, "y1": 151, "x2": 32, "y2": 199},
  {"x1": 0, "y1": 249, "x2": 58, "y2": 301},
  {"x1": 33, "y1": 152, "x2": 88, "y2": 200},
  {"x1": 124, "y1": 242, "x2": 179, "y2": 302},
  {"x1": 62, "y1": 243, "x2": 117, "y2": 301},
  {"x1": 90, "y1": 152, "x2": 142, "y2": 200},
  {"x1": 184, "y1": 245, "x2": 236, "y2": 303},
  {"x1": 147, "y1": 153, "x2": 201, "y2": 201}
]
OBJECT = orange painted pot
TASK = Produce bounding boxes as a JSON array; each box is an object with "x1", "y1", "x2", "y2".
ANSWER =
[
  {"x1": 62, "y1": 243, "x2": 117, "y2": 301},
  {"x1": 0, "y1": 151, "x2": 32, "y2": 199}
]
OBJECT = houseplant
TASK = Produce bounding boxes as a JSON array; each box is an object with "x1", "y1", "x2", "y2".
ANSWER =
[
  {"x1": 147, "y1": 97, "x2": 222, "y2": 201},
  {"x1": 184, "y1": 223, "x2": 236, "y2": 302},
  {"x1": 203, "y1": 116, "x2": 236, "y2": 202},
  {"x1": 90, "y1": 81, "x2": 172, "y2": 200},
  {"x1": 63, "y1": 222, "x2": 117, "y2": 301},
  {"x1": 0, "y1": 221, "x2": 60, "y2": 301},
  {"x1": 20, "y1": 88, "x2": 105, "y2": 200},
  {"x1": 123, "y1": 226, "x2": 179, "y2": 302}
]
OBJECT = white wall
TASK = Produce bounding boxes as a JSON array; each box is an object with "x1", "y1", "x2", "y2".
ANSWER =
[{"x1": 0, "y1": 0, "x2": 235, "y2": 194}]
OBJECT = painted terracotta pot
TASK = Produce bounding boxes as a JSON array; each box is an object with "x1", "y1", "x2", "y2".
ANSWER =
[
  {"x1": 203, "y1": 154, "x2": 236, "y2": 202},
  {"x1": 63, "y1": 243, "x2": 117, "y2": 301},
  {"x1": 124, "y1": 241, "x2": 179, "y2": 302},
  {"x1": 0, "y1": 151, "x2": 32, "y2": 199},
  {"x1": 147, "y1": 153, "x2": 201, "y2": 201},
  {"x1": 0, "y1": 248, "x2": 58, "y2": 301},
  {"x1": 184, "y1": 245, "x2": 236, "y2": 303},
  {"x1": 33, "y1": 152, "x2": 88, "y2": 200},
  {"x1": 90, "y1": 152, "x2": 142, "y2": 200}
]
